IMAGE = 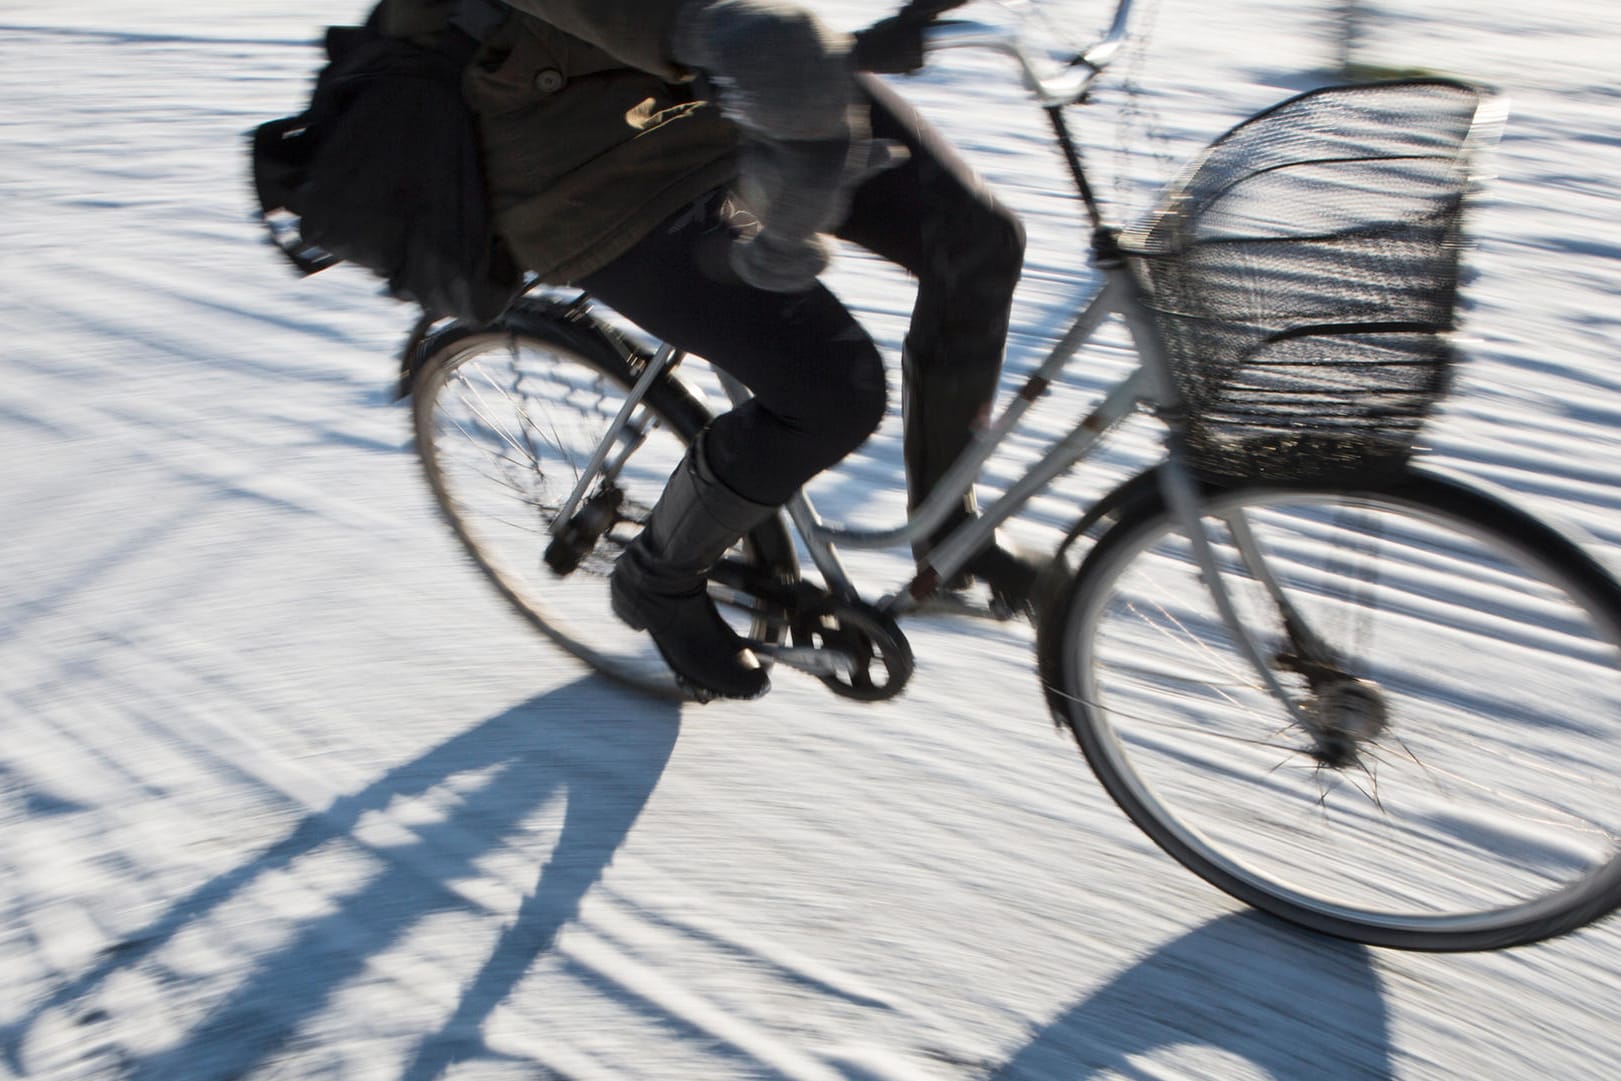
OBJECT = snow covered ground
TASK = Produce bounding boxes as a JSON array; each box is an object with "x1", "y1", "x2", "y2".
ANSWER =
[{"x1": 3, "y1": 1, "x2": 1620, "y2": 1078}]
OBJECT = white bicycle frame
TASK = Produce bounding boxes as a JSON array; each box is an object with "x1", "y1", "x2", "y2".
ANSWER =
[
  {"x1": 749, "y1": 263, "x2": 1172, "y2": 610},
  {"x1": 725, "y1": 243, "x2": 1303, "y2": 709},
  {"x1": 554, "y1": 0, "x2": 1312, "y2": 712},
  {"x1": 732, "y1": 2, "x2": 1171, "y2": 609}
]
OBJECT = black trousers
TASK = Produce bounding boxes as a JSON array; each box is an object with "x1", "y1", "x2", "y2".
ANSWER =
[{"x1": 579, "y1": 75, "x2": 1025, "y2": 508}]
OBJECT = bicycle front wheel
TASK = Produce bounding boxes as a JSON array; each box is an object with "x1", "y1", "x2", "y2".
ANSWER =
[
  {"x1": 412, "y1": 301, "x2": 797, "y2": 699},
  {"x1": 1048, "y1": 468, "x2": 1621, "y2": 950}
]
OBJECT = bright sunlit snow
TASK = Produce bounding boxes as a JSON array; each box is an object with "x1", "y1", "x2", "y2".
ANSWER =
[{"x1": 3, "y1": 1, "x2": 1620, "y2": 1078}]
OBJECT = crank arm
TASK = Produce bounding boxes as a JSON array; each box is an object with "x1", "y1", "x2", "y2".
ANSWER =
[
  {"x1": 713, "y1": 559, "x2": 914, "y2": 700},
  {"x1": 750, "y1": 641, "x2": 856, "y2": 679}
]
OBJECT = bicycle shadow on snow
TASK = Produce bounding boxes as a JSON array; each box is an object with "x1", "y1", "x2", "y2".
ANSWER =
[
  {"x1": 6, "y1": 677, "x2": 681, "y2": 1081},
  {"x1": 989, "y1": 910, "x2": 1393, "y2": 1080}
]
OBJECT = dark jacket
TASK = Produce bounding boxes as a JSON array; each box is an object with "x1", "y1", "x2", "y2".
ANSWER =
[{"x1": 382, "y1": 0, "x2": 738, "y2": 283}]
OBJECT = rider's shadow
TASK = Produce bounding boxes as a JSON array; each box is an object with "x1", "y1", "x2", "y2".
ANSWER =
[
  {"x1": 11, "y1": 677, "x2": 678, "y2": 1081},
  {"x1": 989, "y1": 911, "x2": 1393, "y2": 1081}
]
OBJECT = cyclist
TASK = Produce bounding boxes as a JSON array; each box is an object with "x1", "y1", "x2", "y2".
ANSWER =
[{"x1": 381, "y1": 0, "x2": 1031, "y2": 699}]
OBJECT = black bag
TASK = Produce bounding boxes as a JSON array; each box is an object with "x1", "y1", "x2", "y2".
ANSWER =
[{"x1": 251, "y1": 6, "x2": 521, "y2": 324}]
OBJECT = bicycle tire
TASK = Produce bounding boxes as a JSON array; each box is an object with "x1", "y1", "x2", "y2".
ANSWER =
[
  {"x1": 411, "y1": 298, "x2": 798, "y2": 700},
  {"x1": 1044, "y1": 466, "x2": 1621, "y2": 950}
]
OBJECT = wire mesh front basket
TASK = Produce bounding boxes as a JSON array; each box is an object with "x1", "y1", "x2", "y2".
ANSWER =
[{"x1": 1120, "y1": 80, "x2": 1501, "y2": 483}]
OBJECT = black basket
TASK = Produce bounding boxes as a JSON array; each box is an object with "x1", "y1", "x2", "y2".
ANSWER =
[{"x1": 1120, "y1": 80, "x2": 1500, "y2": 483}]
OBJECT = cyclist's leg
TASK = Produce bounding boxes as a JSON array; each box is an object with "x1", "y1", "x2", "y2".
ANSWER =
[
  {"x1": 578, "y1": 190, "x2": 887, "y2": 697},
  {"x1": 835, "y1": 75, "x2": 1030, "y2": 591},
  {"x1": 581, "y1": 191, "x2": 887, "y2": 507}
]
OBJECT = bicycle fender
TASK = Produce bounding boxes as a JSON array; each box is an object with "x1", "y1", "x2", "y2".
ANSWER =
[
  {"x1": 395, "y1": 310, "x2": 449, "y2": 400},
  {"x1": 395, "y1": 293, "x2": 622, "y2": 401},
  {"x1": 1045, "y1": 466, "x2": 1170, "y2": 581},
  {"x1": 1035, "y1": 465, "x2": 1173, "y2": 716},
  {"x1": 1403, "y1": 463, "x2": 1621, "y2": 586}
]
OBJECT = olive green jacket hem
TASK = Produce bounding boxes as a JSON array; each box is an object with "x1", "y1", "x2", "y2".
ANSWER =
[
  {"x1": 497, "y1": 142, "x2": 737, "y2": 285},
  {"x1": 379, "y1": 0, "x2": 739, "y2": 284}
]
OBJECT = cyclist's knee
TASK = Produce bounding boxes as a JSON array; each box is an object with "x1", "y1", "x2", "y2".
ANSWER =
[
  {"x1": 814, "y1": 336, "x2": 888, "y2": 460},
  {"x1": 847, "y1": 341, "x2": 891, "y2": 447},
  {"x1": 710, "y1": 336, "x2": 885, "y2": 502},
  {"x1": 973, "y1": 200, "x2": 1026, "y2": 289},
  {"x1": 925, "y1": 197, "x2": 1025, "y2": 302},
  {"x1": 782, "y1": 291, "x2": 889, "y2": 457}
]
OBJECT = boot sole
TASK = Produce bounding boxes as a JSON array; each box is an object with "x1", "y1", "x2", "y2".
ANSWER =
[{"x1": 610, "y1": 574, "x2": 769, "y2": 703}]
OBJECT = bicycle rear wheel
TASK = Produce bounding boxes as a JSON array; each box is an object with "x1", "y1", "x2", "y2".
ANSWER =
[
  {"x1": 1046, "y1": 468, "x2": 1621, "y2": 950},
  {"x1": 411, "y1": 300, "x2": 797, "y2": 699}
]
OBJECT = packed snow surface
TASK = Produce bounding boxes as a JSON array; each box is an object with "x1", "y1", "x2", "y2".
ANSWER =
[{"x1": 3, "y1": 1, "x2": 1620, "y2": 1078}]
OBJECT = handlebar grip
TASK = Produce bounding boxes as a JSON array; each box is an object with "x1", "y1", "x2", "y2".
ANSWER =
[
  {"x1": 851, "y1": 0, "x2": 971, "y2": 74},
  {"x1": 898, "y1": 0, "x2": 972, "y2": 16}
]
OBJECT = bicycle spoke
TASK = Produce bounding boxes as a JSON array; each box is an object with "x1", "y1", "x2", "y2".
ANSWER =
[
  {"x1": 413, "y1": 312, "x2": 796, "y2": 702},
  {"x1": 1056, "y1": 477, "x2": 1621, "y2": 947}
]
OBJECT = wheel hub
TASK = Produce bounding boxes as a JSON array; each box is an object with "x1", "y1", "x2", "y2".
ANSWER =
[{"x1": 1310, "y1": 676, "x2": 1389, "y2": 767}]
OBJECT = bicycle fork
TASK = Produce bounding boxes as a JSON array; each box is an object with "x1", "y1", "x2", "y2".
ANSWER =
[{"x1": 1157, "y1": 452, "x2": 1390, "y2": 765}]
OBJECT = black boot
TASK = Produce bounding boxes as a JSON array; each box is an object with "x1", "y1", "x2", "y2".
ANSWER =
[
  {"x1": 902, "y1": 340, "x2": 1043, "y2": 614},
  {"x1": 610, "y1": 433, "x2": 776, "y2": 701}
]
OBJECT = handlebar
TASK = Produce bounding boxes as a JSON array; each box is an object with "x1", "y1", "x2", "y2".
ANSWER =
[{"x1": 921, "y1": 0, "x2": 1135, "y2": 107}]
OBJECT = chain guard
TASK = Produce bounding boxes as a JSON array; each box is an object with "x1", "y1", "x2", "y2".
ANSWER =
[
  {"x1": 786, "y1": 594, "x2": 914, "y2": 701},
  {"x1": 713, "y1": 562, "x2": 913, "y2": 701}
]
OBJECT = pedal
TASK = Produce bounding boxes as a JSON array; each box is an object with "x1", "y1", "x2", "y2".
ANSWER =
[
  {"x1": 711, "y1": 562, "x2": 914, "y2": 701},
  {"x1": 789, "y1": 595, "x2": 914, "y2": 702},
  {"x1": 911, "y1": 590, "x2": 993, "y2": 619},
  {"x1": 910, "y1": 586, "x2": 1019, "y2": 622},
  {"x1": 544, "y1": 487, "x2": 623, "y2": 575}
]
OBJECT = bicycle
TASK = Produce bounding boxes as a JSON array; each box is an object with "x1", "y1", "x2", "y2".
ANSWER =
[{"x1": 401, "y1": 0, "x2": 1621, "y2": 951}]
